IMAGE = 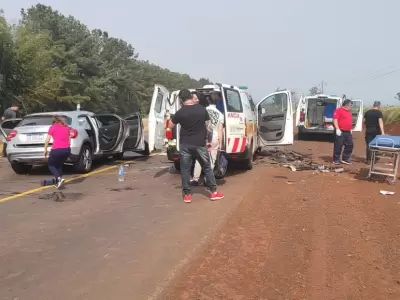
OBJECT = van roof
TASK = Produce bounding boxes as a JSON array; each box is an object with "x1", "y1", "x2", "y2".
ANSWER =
[{"x1": 305, "y1": 94, "x2": 342, "y2": 100}]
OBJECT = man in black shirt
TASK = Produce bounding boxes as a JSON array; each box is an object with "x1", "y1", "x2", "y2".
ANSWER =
[
  {"x1": 169, "y1": 89, "x2": 224, "y2": 203},
  {"x1": 364, "y1": 101, "x2": 385, "y2": 162}
]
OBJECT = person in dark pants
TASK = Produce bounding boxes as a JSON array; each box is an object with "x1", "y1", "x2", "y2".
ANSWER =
[
  {"x1": 168, "y1": 89, "x2": 224, "y2": 203},
  {"x1": 44, "y1": 116, "x2": 72, "y2": 189},
  {"x1": 333, "y1": 99, "x2": 354, "y2": 165},
  {"x1": 364, "y1": 101, "x2": 385, "y2": 163}
]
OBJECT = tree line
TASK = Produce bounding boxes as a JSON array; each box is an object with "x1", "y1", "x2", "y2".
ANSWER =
[{"x1": 0, "y1": 4, "x2": 211, "y2": 116}]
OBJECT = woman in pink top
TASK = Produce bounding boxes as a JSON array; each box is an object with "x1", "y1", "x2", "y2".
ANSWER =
[{"x1": 44, "y1": 116, "x2": 71, "y2": 188}]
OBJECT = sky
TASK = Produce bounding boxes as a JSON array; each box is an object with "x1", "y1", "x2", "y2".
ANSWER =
[{"x1": 2, "y1": 0, "x2": 400, "y2": 105}]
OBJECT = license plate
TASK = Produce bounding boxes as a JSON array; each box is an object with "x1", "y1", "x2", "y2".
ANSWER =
[{"x1": 28, "y1": 134, "x2": 44, "y2": 142}]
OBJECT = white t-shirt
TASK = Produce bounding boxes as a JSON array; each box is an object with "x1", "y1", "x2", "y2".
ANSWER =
[{"x1": 206, "y1": 105, "x2": 224, "y2": 141}]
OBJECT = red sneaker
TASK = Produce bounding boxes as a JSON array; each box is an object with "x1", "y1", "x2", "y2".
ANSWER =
[
  {"x1": 210, "y1": 191, "x2": 224, "y2": 201},
  {"x1": 183, "y1": 194, "x2": 192, "y2": 203}
]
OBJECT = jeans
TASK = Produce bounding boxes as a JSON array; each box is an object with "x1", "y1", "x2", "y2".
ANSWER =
[
  {"x1": 180, "y1": 144, "x2": 217, "y2": 195},
  {"x1": 48, "y1": 148, "x2": 71, "y2": 179},
  {"x1": 333, "y1": 131, "x2": 353, "y2": 162},
  {"x1": 193, "y1": 139, "x2": 219, "y2": 181},
  {"x1": 365, "y1": 132, "x2": 378, "y2": 162}
]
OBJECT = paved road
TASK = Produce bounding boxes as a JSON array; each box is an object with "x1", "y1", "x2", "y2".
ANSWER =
[{"x1": 0, "y1": 152, "x2": 249, "y2": 300}]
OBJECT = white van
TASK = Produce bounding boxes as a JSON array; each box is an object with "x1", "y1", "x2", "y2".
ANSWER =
[
  {"x1": 147, "y1": 84, "x2": 294, "y2": 171},
  {"x1": 295, "y1": 94, "x2": 363, "y2": 139}
]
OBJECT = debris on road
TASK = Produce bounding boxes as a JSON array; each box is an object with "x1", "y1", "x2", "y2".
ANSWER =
[
  {"x1": 257, "y1": 149, "x2": 343, "y2": 173},
  {"x1": 380, "y1": 190, "x2": 395, "y2": 195}
]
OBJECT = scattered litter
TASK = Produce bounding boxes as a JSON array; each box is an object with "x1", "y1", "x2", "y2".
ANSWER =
[
  {"x1": 334, "y1": 168, "x2": 345, "y2": 173},
  {"x1": 257, "y1": 149, "x2": 340, "y2": 172},
  {"x1": 380, "y1": 190, "x2": 395, "y2": 195},
  {"x1": 123, "y1": 164, "x2": 131, "y2": 167}
]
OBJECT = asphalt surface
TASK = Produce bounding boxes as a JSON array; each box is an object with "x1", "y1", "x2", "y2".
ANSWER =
[
  {"x1": 2, "y1": 131, "x2": 400, "y2": 300},
  {"x1": 0, "y1": 152, "x2": 248, "y2": 300}
]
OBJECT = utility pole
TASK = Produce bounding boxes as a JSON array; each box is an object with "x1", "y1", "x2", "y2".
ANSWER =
[{"x1": 320, "y1": 80, "x2": 327, "y2": 94}]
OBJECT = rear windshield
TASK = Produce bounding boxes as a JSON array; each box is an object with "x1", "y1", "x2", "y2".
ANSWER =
[
  {"x1": 224, "y1": 88, "x2": 243, "y2": 112},
  {"x1": 18, "y1": 115, "x2": 72, "y2": 127}
]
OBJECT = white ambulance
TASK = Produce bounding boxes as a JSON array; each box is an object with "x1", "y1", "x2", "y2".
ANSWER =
[
  {"x1": 295, "y1": 94, "x2": 363, "y2": 140},
  {"x1": 147, "y1": 83, "x2": 294, "y2": 171}
]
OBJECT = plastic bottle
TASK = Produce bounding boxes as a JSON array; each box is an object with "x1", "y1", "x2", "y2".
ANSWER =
[
  {"x1": 117, "y1": 164, "x2": 125, "y2": 182},
  {"x1": 40, "y1": 179, "x2": 56, "y2": 186}
]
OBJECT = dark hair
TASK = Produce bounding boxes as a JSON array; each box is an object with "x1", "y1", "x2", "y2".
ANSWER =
[
  {"x1": 11, "y1": 104, "x2": 19, "y2": 108},
  {"x1": 342, "y1": 99, "x2": 352, "y2": 106},
  {"x1": 178, "y1": 89, "x2": 192, "y2": 102},
  {"x1": 373, "y1": 101, "x2": 381, "y2": 107},
  {"x1": 209, "y1": 93, "x2": 220, "y2": 105}
]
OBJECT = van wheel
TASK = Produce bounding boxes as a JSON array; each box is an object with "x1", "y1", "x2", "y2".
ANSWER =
[
  {"x1": 74, "y1": 144, "x2": 93, "y2": 173},
  {"x1": 11, "y1": 162, "x2": 33, "y2": 174},
  {"x1": 241, "y1": 144, "x2": 255, "y2": 170},
  {"x1": 173, "y1": 160, "x2": 181, "y2": 171}
]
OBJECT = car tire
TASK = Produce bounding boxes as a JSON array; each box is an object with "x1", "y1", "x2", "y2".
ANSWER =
[
  {"x1": 11, "y1": 162, "x2": 33, "y2": 174},
  {"x1": 173, "y1": 160, "x2": 181, "y2": 171},
  {"x1": 142, "y1": 141, "x2": 150, "y2": 156},
  {"x1": 74, "y1": 144, "x2": 93, "y2": 173},
  {"x1": 241, "y1": 143, "x2": 255, "y2": 170}
]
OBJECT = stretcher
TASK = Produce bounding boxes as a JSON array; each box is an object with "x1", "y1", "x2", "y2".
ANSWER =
[{"x1": 368, "y1": 135, "x2": 400, "y2": 184}]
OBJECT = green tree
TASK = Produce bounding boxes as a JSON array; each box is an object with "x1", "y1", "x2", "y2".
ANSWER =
[
  {"x1": 1, "y1": 4, "x2": 212, "y2": 116},
  {"x1": 309, "y1": 86, "x2": 320, "y2": 96}
]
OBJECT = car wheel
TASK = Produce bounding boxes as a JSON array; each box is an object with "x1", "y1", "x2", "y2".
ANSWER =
[
  {"x1": 74, "y1": 144, "x2": 93, "y2": 173},
  {"x1": 10, "y1": 162, "x2": 33, "y2": 174},
  {"x1": 173, "y1": 160, "x2": 181, "y2": 171}
]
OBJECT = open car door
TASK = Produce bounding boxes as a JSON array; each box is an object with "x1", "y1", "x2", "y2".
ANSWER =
[
  {"x1": 351, "y1": 99, "x2": 363, "y2": 132},
  {"x1": 0, "y1": 118, "x2": 22, "y2": 142},
  {"x1": 95, "y1": 114, "x2": 124, "y2": 152},
  {"x1": 256, "y1": 91, "x2": 294, "y2": 147},
  {"x1": 148, "y1": 84, "x2": 169, "y2": 153},
  {"x1": 295, "y1": 95, "x2": 305, "y2": 127},
  {"x1": 123, "y1": 112, "x2": 145, "y2": 151}
]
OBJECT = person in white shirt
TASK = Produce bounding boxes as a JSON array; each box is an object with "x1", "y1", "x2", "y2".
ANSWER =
[{"x1": 191, "y1": 93, "x2": 224, "y2": 185}]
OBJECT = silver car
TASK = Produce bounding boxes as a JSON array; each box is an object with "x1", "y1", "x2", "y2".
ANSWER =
[{"x1": 0, "y1": 111, "x2": 146, "y2": 174}]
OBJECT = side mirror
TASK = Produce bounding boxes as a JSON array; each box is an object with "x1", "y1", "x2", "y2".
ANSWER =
[{"x1": 260, "y1": 107, "x2": 266, "y2": 114}]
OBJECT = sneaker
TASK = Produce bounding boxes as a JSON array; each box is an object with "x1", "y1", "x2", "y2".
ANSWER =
[
  {"x1": 183, "y1": 194, "x2": 192, "y2": 203},
  {"x1": 341, "y1": 160, "x2": 352, "y2": 165},
  {"x1": 56, "y1": 178, "x2": 65, "y2": 189},
  {"x1": 333, "y1": 161, "x2": 341, "y2": 166},
  {"x1": 210, "y1": 191, "x2": 224, "y2": 201},
  {"x1": 190, "y1": 180, "x2": 199, "y2": 186}
]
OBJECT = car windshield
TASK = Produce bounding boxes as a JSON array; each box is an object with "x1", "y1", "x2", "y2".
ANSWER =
[{"x1": 18, "y1": 115, "x2": 72, "y2": 127}]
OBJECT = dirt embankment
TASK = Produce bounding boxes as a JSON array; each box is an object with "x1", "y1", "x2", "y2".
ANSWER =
[{"x1": 385, "y1": 122, "x2": 400, "y2": 135}]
